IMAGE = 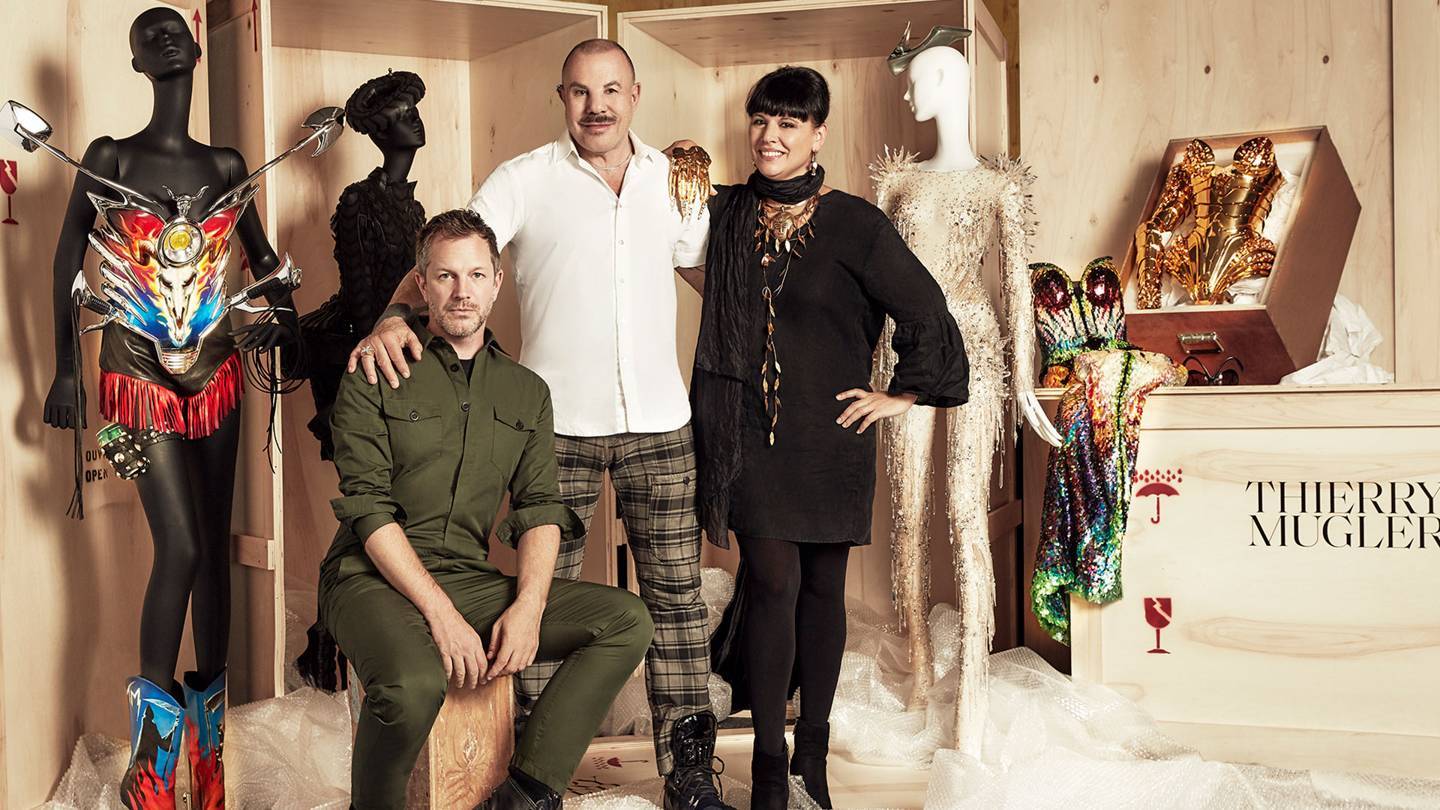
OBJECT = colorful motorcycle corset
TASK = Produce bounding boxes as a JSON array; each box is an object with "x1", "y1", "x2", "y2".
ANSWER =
[
  {"x1": 87, "y1": 187, "x2": 256, "y2": 375},
  {"x1": 1030, "y1": 257, "x2": 1131, "y2": 387},
  {"x1": 2, "y1": 101, "x2": 343, "y2": 378}
]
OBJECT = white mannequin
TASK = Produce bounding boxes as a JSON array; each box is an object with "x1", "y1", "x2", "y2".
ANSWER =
[
  {"x1": 874, "y1": 38, "x2": 1063, "y2": 755},
  {"x1": 906, "y1": 46, "x2": 1062, "y2": 445}
]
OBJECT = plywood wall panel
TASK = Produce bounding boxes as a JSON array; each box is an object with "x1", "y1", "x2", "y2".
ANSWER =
[
  {"x1": 1391, "y1": 0, "x2": 1440, "y2": 383},
  {"x1": 210, "y1": 0, "x2": 287, "y2": 705},
  {"x1": 1019, "y1": 0, "x2": 1395, "y2": 371}
]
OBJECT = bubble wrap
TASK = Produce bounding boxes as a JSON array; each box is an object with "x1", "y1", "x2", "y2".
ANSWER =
[
  {"x1": 42, "y1": 576, "x2": 1440, "y2": 808},
  {"x1": 922, "y1": 649, "x2": 1440, "y2": 809},
  {"x1": 41, "y1": 688, "x2": 354, "y2": 809}
]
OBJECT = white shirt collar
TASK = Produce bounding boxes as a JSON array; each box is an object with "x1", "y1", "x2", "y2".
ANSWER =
[{"x1": 550, "y1": 129, "x2": 662, "y2": 167}]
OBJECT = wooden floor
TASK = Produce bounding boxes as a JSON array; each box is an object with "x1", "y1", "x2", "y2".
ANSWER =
[{"x1": 573, "y1": 729, "x2": 930, "y2": 809}]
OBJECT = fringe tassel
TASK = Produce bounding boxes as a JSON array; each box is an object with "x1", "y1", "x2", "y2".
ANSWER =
[
  {"x1": 100, "y1": 353, "x2": 243, "y2": 440},
  {"x1": 186, "y1": 353, "x2": 243, "y2": 439},
  {"x1": 295, "y1": 621, "x2": 348, "y2": 693},
  {"x1": 68, "y1": 304, "x2": 85, "y2": 520}
]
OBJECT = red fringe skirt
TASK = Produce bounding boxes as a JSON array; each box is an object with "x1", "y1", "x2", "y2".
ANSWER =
[{"x1": 99, "y1": 352, "x2": 242, "y2": 440}]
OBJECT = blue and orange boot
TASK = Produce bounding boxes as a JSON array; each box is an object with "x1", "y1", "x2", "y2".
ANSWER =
[
  {"x1": 183, "y1": 669, "x2": 227, "y2": 809},
  {"x1": 120, "y1": 676, "x2": 185, "y2": 809}
]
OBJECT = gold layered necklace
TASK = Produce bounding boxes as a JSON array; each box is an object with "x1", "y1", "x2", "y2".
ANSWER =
[{"x1": 753, "y1": 194, "x2": 819, "y2": 446}]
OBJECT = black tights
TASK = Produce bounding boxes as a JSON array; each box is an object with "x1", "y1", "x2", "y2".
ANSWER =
[
  {"x1": 736, "y1": 535, "x2": 850, "y2": 757},
  {"x1": 134, "y1": 408, "x2": 240, "y2": 687}
]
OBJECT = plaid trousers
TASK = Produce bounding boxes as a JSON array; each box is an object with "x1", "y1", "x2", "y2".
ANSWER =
[{"x1": 517, "y1": 423, "x2": 712, "y2": 775}]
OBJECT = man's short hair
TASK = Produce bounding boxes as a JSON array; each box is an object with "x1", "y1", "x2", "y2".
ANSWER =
[
  {"x1": 415, "y1": 209, "x2": 501, "y2": 275},
  {"x1": 560, "y1": 38, "x2": 636, "y2": 83}
]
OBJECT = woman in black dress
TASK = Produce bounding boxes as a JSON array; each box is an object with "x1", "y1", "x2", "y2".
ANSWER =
[{"x1": 694, "y1": 67, "x2": 968, "y2": 809}]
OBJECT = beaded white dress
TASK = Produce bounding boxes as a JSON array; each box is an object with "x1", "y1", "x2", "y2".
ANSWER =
[{"x1": 871, "y1": 149, "x2": 1037, "y2": 755}]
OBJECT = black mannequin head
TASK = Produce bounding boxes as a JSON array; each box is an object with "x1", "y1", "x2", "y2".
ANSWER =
[
  {"x1": 346, "y1": 71, "x2": 427, "y2": 152},
  {"x1": 371, "y1": 99, "x2": 425, "y2": 150},
  {"x1": 129, "y1": 7, "x2": 201, "y2": 80}
]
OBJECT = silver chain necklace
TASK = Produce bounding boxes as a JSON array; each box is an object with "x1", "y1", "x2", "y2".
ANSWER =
[{"x1": 590, "y1": 153, "x2": 633, "y2": 173}]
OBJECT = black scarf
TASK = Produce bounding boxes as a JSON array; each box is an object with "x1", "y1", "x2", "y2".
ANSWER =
[{"x1": 692, "y1": 166, "x2": 825, "y2": 547}]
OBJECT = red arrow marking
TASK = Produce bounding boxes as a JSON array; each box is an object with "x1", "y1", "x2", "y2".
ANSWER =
[
  {"x1": 251, "y1": 0, "x2": 259, "y2": 52},
  {"x1": 192, "y1": 9, "x2": 203, "y2": 59}
]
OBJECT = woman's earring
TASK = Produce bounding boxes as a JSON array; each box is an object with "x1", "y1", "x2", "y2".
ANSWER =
[{"x1": 809, "y1": 152, "x2": 818, "y2": 175}]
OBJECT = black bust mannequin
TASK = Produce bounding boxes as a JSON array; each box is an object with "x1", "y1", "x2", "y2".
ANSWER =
[{"x1": 301, "y1": 70, "x2": 427, "y2": 459}]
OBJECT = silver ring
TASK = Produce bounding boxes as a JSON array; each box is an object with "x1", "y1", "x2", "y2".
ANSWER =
[{"x1": 359, "y1": 344, "x2": 375, "y2": 357}]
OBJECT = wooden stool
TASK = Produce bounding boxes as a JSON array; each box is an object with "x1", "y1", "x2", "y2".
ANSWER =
[
  {"x1": 348, "y1": 667, "x2": 514, "y2": 809},
  {"x1": 408, "y1": 675, "x2": 515, "y2": 809}
]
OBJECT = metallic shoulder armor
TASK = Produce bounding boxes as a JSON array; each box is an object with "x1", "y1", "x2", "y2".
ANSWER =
[{"x1": 2, "y1": 101, "x2": 344, "y2": 373}]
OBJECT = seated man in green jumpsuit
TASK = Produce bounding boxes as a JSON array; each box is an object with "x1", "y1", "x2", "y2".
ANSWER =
[{"x1": 319, "y1": 208, "x2": 654, "y2": 810}]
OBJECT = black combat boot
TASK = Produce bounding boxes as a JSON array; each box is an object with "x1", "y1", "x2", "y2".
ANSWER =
[{"x1": 663, "y1": 712, "x2": 734, "y2": 810}]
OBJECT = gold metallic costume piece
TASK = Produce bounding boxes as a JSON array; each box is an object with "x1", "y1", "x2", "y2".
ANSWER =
[
  {"x1": 1134, "y1": 136, "x2": 1283, "y2": 308},
  {"x1": 667, "y1": 145, "x2": 713, "y2": 221},
  {"x1": 871, "y1": 148, "x2": 1036, "y2": 756}
]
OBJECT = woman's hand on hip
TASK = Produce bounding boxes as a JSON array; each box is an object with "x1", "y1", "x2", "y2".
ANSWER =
[{"x1": 835, "y1": 389, "x2": 918, "y2": 434}]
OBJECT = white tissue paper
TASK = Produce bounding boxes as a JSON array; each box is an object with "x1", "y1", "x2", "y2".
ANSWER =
[{"x1": 1281, "y1": 294, "x2": 1395, "y2": 385}]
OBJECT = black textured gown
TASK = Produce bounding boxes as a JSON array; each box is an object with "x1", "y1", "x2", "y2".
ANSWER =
[{"x1": 299, "y1": 167, "x2": 426, "y2": 458}]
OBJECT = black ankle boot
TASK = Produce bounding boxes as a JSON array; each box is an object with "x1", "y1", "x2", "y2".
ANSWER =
[
  {"x1": 789, "y1": 720, "x2": 832, "y2": 808},
  {"x1": 749, "y1": 744, "x2": 789, "y2": 810},
  {"x1": 478, "y1": 766, "x2": 562, "y2": 810},
  {"x1": 664, "y1": 712, "x2": 734, "y2": 810}
]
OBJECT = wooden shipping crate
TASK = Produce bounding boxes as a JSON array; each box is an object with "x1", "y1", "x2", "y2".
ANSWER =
[{"x1": 1023, "y1": 384, "x2": 1440, "y2": 778}]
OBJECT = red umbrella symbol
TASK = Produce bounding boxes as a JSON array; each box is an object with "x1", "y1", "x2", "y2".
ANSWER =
[{"x1": 1136, "y1": 480, "x2": 1179, "y2": 523}]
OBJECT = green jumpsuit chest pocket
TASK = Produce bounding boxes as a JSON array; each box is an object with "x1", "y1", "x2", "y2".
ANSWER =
[
  {"x1": 490, "y1": 404, "x2": 534, "y2": 480},
  {"x1": 383, "y1": 398, "x2": 443, "y2": 464}
]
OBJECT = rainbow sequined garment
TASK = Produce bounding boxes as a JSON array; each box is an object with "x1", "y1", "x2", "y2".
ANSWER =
[
  {"x1": 1029, "y1": 343, "x2": 1185, "y2": 644},
  {"x1": 1030, "y1": 257, "x2": 1130, "y2": 387}
]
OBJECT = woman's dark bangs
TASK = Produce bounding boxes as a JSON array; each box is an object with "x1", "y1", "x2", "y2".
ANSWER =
[{"x1": 746, "y1": 78, "x2": 815, "y2": 122}]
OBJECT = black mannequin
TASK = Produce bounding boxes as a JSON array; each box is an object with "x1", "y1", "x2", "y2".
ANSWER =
[
  {"x1": 300, "y1": 70, "x2": 425, "y2": 459},
  {"x1": 41, "y1": 8, "x2": 296, "y2": 806}
]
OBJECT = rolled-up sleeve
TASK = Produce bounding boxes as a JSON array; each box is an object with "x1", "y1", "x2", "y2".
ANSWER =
[
  {"x1": 494, "y1": 390, "x2": 585, "y2": 547},
  {"x1": 329, "y1": 371, "x2": 402, "y2": 542},
  {"x1": 858, "y1": 215, "x2": 970, "y2": 408}
]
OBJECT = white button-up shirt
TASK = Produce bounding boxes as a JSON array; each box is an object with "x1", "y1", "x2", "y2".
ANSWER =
[{"x1": 468, "y1": 132, "x2": 709, "y2": 437}]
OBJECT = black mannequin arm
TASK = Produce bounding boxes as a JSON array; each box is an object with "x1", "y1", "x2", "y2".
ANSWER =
[
  {"x1": 223, "y1": 147, "x2": 299, "y2": 353},
  {"x1": 44, "y1": 136, "x2": 119, "y2": 429}
]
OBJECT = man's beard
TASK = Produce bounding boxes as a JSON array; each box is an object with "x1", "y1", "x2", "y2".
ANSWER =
[{"x1": 436, "y1": 306, "x2": 485, "y2": 339}]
